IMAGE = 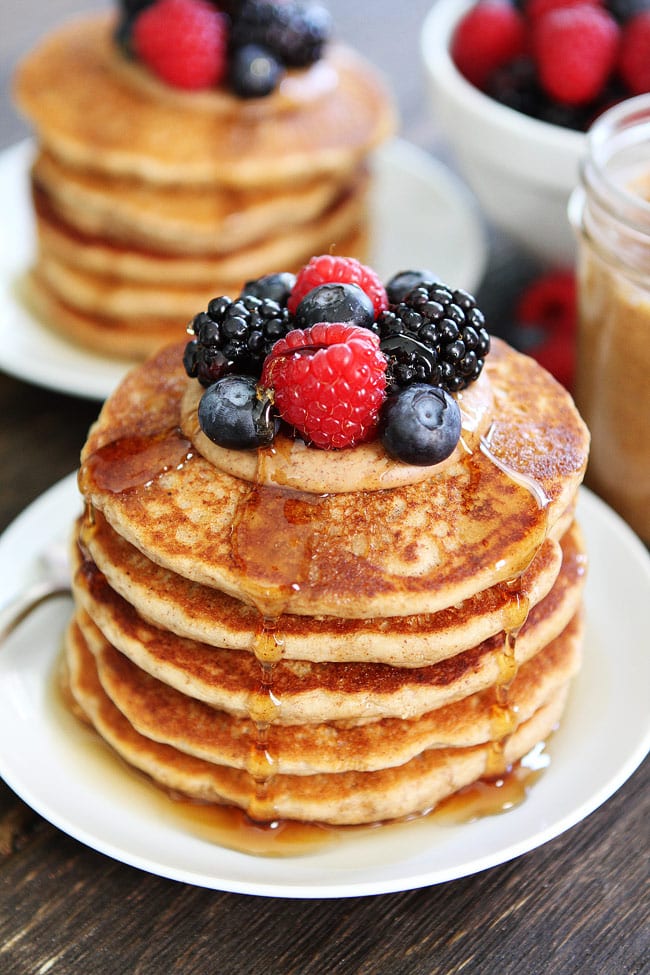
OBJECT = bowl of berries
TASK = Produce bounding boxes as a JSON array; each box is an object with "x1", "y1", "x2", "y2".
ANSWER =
[{"x1": 421, "y1": 0, "x2": 650, "y2": 266}]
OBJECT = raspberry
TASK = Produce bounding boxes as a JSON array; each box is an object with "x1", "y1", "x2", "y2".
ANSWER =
[
  {"x1": 532, "y1": 4, "x2": 620, "y2": 105},
  {"x1": 260, "y1": 323, "x2": 387, "y2": 449},
  {"x1": 619, "y1": 11, "x2": 650, "y2": 94},
  {"x1": 133, "y1": 0, "x2": 228, "y2": 90},
  {"x1": 451, "y1": 0, "x2": 527, "y2": 90},
  {"x1": 287, "y1": 255, "x2": 388, "y2": 317},
  {"x1": 514, "y1": 271, "x2": 577, "y2": 388},
  {"x1": 515, "y1": 270, "x2": 577, "y2": 335},
  {"x1": 528, "y1": 329, "x2": 576, "y2": 388},
  {"x1": 524, "y1": 0, "x2": 602, "y2": 21}
]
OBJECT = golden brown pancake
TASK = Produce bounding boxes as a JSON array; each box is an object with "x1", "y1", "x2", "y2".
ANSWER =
[
  {"x1": 71, "y1": 520, "x2": 586, "y2": 723},
  {"x1": 78, "y1": 512, "x2": 571, "y2": 666},
  {"x1": 64, "y1": 617, "x2": 571, "y2": 825},
  {"x1": 14, "y1": 17, "x2": 395, "y2": 187},
  {"x1": 14, "y1": 14, "x2": 394, "y2": 360},
  {"x1": 32, "y1": 149, "x2": 360, "y2": 256},
  {"x1": 64, "y1": 325, "x2": 589, "y2": 827},
  {"x1": 78, "y1": 340, "x2": 589, "y2": 618},
  {"x1": 77, "y1": 610, "x2": 582, "y2": 774}
]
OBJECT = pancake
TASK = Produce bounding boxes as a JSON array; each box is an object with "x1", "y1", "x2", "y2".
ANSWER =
[
  {"x1": 64, "y1": 617, "x2": 570, "y2": 825},
  {"x1": 71, "y1": 519, "x2": 586, "y2": 723},
  {"x1": 78, "y1": 339, "x2": 589, "y2": 618},
  {"x1": 33, "y1": 181, "x2": 368, "y2": 318},
  {"x1": 79, "y1": 512, "x2": 572, "y2": 665},
  {"x1": 77, "y1": 611, "x2": 582, "y2": 774},
  {"x1": 14, "y1": 13, "x2": 394, "y2": 361},
  {"x1": 32, "y1": 149, "x2": 358, "y2": 256},
  {"x1": 14, "y1": 17, "x2": 396, "y2": 187}
]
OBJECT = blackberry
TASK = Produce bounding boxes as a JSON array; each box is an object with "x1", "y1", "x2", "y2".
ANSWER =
[
  {"x1": 184, "y1": 293, "x2": 292, "y2": 386},
  {"x1": 605, "y1": 0, "x2": 649, "y2": 22},
  {"x1": 230, "y1": 0, "x2": 331, "y2": 68},
  {"x1": 377, "y1": 283, "x2": 490, "y2": 394}
]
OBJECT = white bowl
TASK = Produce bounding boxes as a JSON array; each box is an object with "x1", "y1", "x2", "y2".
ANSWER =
[{"x1": 420, "y1": 0, "x2": 586, "y2": 266}]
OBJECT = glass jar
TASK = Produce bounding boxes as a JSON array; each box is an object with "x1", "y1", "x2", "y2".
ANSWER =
[{"x1": 569, "y1": 94, "x2": 650, "y2": 544}]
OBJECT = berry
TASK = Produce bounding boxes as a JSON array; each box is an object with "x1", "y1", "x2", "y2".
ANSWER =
[
  {"x1": 184, "y1": 293, "x2": 292, "y2": 385},
  {"x1": 515, "y1": 270, "x2": 577, "y2": 334},
  {"x1": 230, "y1": 1, "x2": 331, "y2": 68},
  {"x1": 451, "y1": 0, "x2": 528, "y2": 90},
  {"x1": 514, "y1": 271, "x2": 577, "y2": 388},
  {"x1": 293, "y1": 282, "x2": 375, "y2": 331},
  {"x1": 198, "y1": 375, "x2": 277, "y2": 449},
  {"x1": 228, "y1": 43, "x2": 282, "y2": 97},
  {"x1": 260, "y1": 323, "x2": 387, "y2": 449},
  {"x1": 525, "y1": 0, "x2": 603, "y2": 20},
  {"x1": 385, "y1": 269, "x2": 438, "y2": 305},
  {"x1": 532, "y1": 4, "x2": 620, "y2": 105},
  {"x1": 377, "y1": 283, "x2": 490, "y2": 394},
  {"x1": 133, "y1": 0, "x2": 228, "y2": 90},
  {"x1": 381, "y1": 385, "x2": 462, "y2": 466},
  {"x1": 240, "y1": 272, "x2": 296, "y2": 305},
  {"x1": 619, "y1": 11, "x2": 650, "y2": 94},
  {"x1": 605, "y1": 0, "x2": 649, "y2": 23},
  {"x1": 288, "y1": 255, "x2": 388, "y2": 317},
  {"x1": 120, "y1": 0, "x2": 156, "y2": 14}
]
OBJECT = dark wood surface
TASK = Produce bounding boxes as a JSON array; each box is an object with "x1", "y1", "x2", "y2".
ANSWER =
[{"x1": 1, "y1": 3, "x2": 648, "y2": 973}]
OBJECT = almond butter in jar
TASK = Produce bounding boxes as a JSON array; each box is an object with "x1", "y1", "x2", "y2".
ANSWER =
[{"x1": 569, "y1": 94, "x2": 650, "y2": 544}]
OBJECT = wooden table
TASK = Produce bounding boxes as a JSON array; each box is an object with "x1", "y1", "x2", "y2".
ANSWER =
[{"x1": 1, "y1": 2, "x2": 647, "y2": 972}]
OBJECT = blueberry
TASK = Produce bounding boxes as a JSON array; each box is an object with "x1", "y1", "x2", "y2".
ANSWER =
[
  {"x1": 385, "y1": 269, "x2": 438, "y2": 305},
  {"x1": 294, "y1": 283, "x2": 375, "y2": 330},
  {"x1": 241, "y1": 272, "x2": 296, "y2": 306},
  {"x1": 198, "y1": 375, "x2": 277, "y2": 449},
  {"x1": 380, "y1": 384, "x2": 461, "y2": 466},
  {"x1": 229, "y1": 44, "x2": 282, "y2": 98}
]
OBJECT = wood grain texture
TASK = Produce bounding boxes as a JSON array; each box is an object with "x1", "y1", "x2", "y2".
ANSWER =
[{"x1": 0, "y1": 2, "x2": 648, "y2": 974}]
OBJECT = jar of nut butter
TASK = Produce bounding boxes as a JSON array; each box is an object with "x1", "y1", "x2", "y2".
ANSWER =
[{"x1": 570, "y1": 94, "x2": 650, "y2": 544}]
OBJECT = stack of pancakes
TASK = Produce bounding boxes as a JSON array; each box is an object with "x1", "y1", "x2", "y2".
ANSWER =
[
  {"x1": 13, "y1": 15, "x2": 395, "y2": 360},
  {"x1": 64, "y1": 337, "x2": 590, "y2": 826}
]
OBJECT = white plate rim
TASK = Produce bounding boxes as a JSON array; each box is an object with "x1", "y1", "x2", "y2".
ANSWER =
[
  {"x1": 0, "y1": 137, "x2": 487, "y2": 402},
  {"x1": 0, "y1": 475, "x2": 648, "y2": 898}
]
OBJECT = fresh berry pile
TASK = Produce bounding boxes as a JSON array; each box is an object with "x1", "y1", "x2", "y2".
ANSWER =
[
  {"x1": 117, "y1": 0, "x2": 331, "y2": 95},
  {"x1": 183, "y1": 255, "x2": 491, "y2": 465},
  {"x1": 451, "y1": 0, "x2": 650, "y2": 130}
]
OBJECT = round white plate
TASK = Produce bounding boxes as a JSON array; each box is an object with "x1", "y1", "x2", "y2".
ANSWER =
[
  {"x1": 0, "y1": 137, "x2": 486, "y2": 402},
  {"x1": 0, "y1": 476, "x2": 648, "y2": 898}
]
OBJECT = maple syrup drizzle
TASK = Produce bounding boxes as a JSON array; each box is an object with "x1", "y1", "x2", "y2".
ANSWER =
[
  {"x1": 78, "y1": 428, "x2": 194, "y2": 497},
  {"x1": 476, "y1": 422, "x2": 550, "y2": 777},
  {"x1": 229, "y1": 446, "x2": 328, "y2": 822}
]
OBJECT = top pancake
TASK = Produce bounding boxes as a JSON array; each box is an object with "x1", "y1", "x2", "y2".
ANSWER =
[
  {"x1": 78, "y1": 339, "x2": 589, "y2": 619},
  {"x1": 14, "y1": 15, "x2": 396, "y2": 188}
]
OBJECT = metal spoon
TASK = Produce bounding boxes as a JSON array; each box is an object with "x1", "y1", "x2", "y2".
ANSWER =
[{"x1": 0, "y1": 541, "x2": 71, "y2": 644}]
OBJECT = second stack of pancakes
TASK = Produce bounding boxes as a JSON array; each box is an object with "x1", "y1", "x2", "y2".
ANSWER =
[
  {"x1": 65, "y1": 336, "x2": 589, "y2": 826},
  {"x1": 14, "y1": 14, "x2": 395, "y2": 360}
]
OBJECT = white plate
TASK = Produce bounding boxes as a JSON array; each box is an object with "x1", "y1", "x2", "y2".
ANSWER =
[
  {"x1": 0, "y1": 137, "x2": 486, "y2": 401},
  {"x1": 0, "y1": 475, "x2": 648, "y2": 898}
]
